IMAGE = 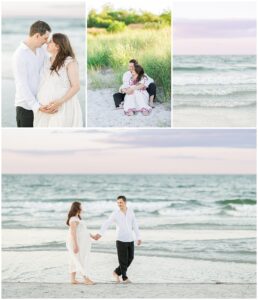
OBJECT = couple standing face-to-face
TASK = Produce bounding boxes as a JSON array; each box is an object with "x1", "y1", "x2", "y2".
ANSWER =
[
  {"x1": 30, "y1": 31, "x2": 59, "y2": 55},
  {"x1": 31, "y1": 31, "x2": 50, "y2": 48}
]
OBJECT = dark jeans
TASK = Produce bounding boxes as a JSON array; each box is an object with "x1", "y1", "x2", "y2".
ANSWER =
[
  {"x1": 113, "y1": 82, "x2": 157, "y2": 108},
  {"x1": 16, "y1": 106, "x2": 34, "y2": 127},
  {"x1": 114, "y1": 240, "x2": 134, "y2": 281}
]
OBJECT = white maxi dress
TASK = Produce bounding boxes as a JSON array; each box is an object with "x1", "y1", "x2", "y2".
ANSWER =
[
  {"x1": 66, "y1": 216, "x2": 92, "y2": 277},
  {"x1": 123, "y1": 76, "x2": 152, "y2": 114},
  {"x1": 34, "y1": 56, "x2": 83, "y2": 127}
]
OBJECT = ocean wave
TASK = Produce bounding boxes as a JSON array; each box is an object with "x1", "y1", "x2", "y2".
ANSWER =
[
  {"x1": 3, "y1": 241, "x2": 65, "y2": 252},
  {"x1": 174, "y1": 66, "x2": 257, "y2": 72},
  {"x1": 217, "y1": 199, "x2": 256, "y2": 206},
  {"x1": 173, "y1": 89, "x2": 256, "y2": 97},
  {"x1": 174, "y1": 101, "x2": 256, "y2": 109},
  {"x1": 174, "y1": 78, "x2": 256, "y2": 86},
  {"x1": 3, "y1": 239, "x2": 256, "y2": 264}
]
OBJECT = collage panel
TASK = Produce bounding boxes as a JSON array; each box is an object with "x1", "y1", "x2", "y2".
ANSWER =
[
  {"x1": 172, "y1": 1, "x2": 256, "y2": 127},
  {"x1": 0, "y1": 0, "x2": 257, "y2": 299},
  {"x1": 2, "y1": 1, "x2": 86, "y2": 128},
  {"x1": 2, "y1": 129, "x2": 256, "y2": 298},
  {"x1": 86, "y1": 0, "x2": 172, "y2": 128}
]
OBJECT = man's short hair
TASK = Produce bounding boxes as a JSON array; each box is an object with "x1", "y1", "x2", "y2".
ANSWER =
[
  {"x1": 129, "y1": 59, "x2": 138, "y2": 65},
  {"x1": 117, "y1": 195, "x2": 127, "y2": 202},
  {"x1": 30, "y1": 20, "x2": 51, "y2": 36}
]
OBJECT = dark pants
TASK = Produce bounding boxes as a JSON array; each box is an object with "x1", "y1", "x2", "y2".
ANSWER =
[
  {"x1": 114, "y1": 240, "x2": 134, "y2": 281},
  {"x1": 16, "y1": 106, "x2": 34, "y2": 127},
  {"x1": 113, "y1": 82, "x2": 157, "y2": 108}
]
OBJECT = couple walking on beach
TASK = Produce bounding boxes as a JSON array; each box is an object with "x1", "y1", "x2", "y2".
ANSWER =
[
  {"x1": 13, "y1": 20, "x2": 82, "y2": 127},
  {"x1": 113, "y1": 59, "x2": 157, "y2": 116},
  {"x1": 66, "y1": 196, "x2": 141, "y2": 285}
]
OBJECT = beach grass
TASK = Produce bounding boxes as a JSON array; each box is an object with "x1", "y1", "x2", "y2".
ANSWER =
[{"x1": 87, "y1": 27, "x2": 171, "y2": 102}]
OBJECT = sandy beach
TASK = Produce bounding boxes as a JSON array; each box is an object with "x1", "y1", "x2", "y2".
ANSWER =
[
  {"x1": 173, "y1": 105, "x2": 256, "y2": 127},
  {"x1": 87, "y1": 88, "x2": 171, "y2": 127},
  {"x1": 2, "y1": 282, "x2": 256, "y2": 298}
]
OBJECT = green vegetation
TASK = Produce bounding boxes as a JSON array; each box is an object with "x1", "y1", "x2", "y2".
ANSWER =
[
  {"x1": 88, "y1": 5, "x2": 171, "y2": 32},
  {"x1": 87, "y1": 7, "x2": 171, "y2": 102}
]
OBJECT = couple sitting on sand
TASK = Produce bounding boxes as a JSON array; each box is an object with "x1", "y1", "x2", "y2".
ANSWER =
[
  {"x1": 113, "y1": 59, "x2": 156, "y2": 116},
  {"x1": 66, "y1": 195, "x2": 141, "y2": 285}
]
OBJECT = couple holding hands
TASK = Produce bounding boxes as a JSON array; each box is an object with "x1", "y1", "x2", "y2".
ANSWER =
[{"x1": 66, "y1": 196, "x2": 141, "y2": 285}]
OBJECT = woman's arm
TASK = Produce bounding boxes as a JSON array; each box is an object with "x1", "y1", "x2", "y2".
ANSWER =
[
  {"x1": 132, "y1": 83, "x2": 145, "y2": 90},
  {"x1": 70, "y1": 221, "x2": 79, "y2": 253},
  {"x1": 47, "y1": 61, "x2": 80, "y2": 109}
]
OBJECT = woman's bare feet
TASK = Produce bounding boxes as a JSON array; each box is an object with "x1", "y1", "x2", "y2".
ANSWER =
[
  {"x1": 71, "y1": 280, "x2": 80, "y2": 284},
  {"x1": 113, "y1": 271, "x2": 121, "y2": 283},
  {"x1": 84, "y1": 278, "x2": 95, "y2": 285},
  {"x1": 142, "y1": 109, "x2": 149, "y2": 116},
  {"x1": 126, "y1": 110, "x2": 134, "y2": 116}
]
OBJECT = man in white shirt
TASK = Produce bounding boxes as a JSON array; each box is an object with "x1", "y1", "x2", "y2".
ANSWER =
[
  {"x1": 94, "y1": 195, "x2": 141, "y2": 283},
  {"x1": 113, "y1": 59, "x2": 157, "y2": 108},
  {"x1": 13, "y1": 20, "x2": 56, "y2": 127}
]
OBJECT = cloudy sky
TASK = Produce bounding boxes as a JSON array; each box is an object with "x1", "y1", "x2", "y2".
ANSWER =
[
  {"x1": 173, "y1": 1, "x2": 256, "y2": 54},
  {"x1": 2, "y1": 1, "x2": 84, "y2": 18},
  {"x1": 2, "y1": 129, "x2": 256, "y2": 174}
]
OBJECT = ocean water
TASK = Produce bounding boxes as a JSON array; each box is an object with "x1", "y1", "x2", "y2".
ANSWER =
[
  {"x1": 1, "y1": 17, "x2": 86, "y2": 127},
  {"x1": 173, "y1": 55, "x2": 256, "y2": 108},
  {"x1": 2, "y1": 174, "x2": 256, "y2": 266}
]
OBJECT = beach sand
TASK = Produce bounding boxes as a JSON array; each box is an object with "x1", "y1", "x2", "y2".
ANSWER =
[
  {"x1": 2, "y1": 282, "x2": 256, "y2": 298},
  {"x1": 87, "y1": 88, "x2": 171, "y2": 127},
  {"x1": 2, "y1": 249, "x2": 256, "y2": 298},
  {"x1": 173, "y1": 106, "x2": 256, "y2": 127}
]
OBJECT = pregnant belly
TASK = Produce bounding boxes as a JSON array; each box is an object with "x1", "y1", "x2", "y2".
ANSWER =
[{"x1": 37, "y1": 81, "x2": 69, "y2": 105}]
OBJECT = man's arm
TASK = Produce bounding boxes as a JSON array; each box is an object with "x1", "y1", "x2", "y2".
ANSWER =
[
  {"x1": 13, "y1": 54, "x2": 40, "y2": 113},
  {"x1": 96, "y1": 211, "x2": 116, "y2": 239},
  {"x1": 122, "y1": 72, "x2": 131, "y2": 87},
  {"x1": 132, "y1": 210, "x2": 141, "y2": 245},
  {"x1": 145, "y1": 73, "x2": 154, "y2": 86}
]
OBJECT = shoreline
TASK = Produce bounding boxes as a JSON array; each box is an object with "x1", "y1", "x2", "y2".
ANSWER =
[
  {"x1": 2, "y1": 282, "x2": 256, "y2": 298},
  {"x1": 173, "y1": 105, "x2": 256, "y2": 127}
]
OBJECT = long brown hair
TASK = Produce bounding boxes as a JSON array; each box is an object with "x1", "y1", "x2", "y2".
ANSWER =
[
  {"x1": 50, "y1": 33, "x2": 75, "y2": 75},
  {"x1": 134, "y1": 64, "x2": 145, "y2": 83},
  {"x1": 66, "y1": 201, "x2": 81, "y2": 226}
]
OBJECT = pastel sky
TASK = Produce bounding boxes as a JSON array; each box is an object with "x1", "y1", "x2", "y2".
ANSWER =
[
  {"x1": 173, "y1": 1, "x2": 256, "y2": 55},
  {"x1": 2, "y1": 129, "x2": 256, "y2": 174},
  {"x1": 2, "y1": 1, "x2": 84, "y2": 18},
  {"x1": 86, "y1": 0, "x2": 171, "y2": 14}
]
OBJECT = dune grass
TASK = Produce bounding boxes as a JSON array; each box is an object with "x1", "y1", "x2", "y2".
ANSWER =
[{"x1": 87, "y1": 28, "x2": 171, "y2": 102}]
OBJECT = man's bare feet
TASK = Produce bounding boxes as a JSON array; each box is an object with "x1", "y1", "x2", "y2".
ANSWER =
[
  {"x1": 84, "y1": 278, "x2": 95, "y2": 285},
  {"x1": 149, "y1": 102, "x2": 155, "y2": 108},
  {"x1": 123, "y1": 279, "x2": 132, "y2": 284},
  {"x1": 71, "y1": 280, "x2": 80, "y2": 284},
  {"x1": 113, "y1": 271, "x2": 121, "y2": 283}
]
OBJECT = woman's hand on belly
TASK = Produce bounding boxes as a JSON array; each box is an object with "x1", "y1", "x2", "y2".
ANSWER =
[
  {"x1": 46, "y1": 99, "x2": 63, "y2": 112},
  {"x1": 39, "y1": 104, "x2": 58, "y2": 114}
]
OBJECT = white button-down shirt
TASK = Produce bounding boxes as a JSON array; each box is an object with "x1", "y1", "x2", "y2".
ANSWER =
[
  {"x1": 13, "y1": 42, "x2": 47, "y2": 113},
  {"x1": 121, "y1": 70, "x2": 154, "y2": 90},
  {"x1": 99, "y1": 207, "x2": 141, "y2": 242}
]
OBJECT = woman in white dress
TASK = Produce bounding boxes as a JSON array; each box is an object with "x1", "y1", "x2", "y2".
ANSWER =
[
  {"x1": 123, "y1": 64, "x2": 152, "y2": 116},
  {"x1": 34, "y1": 33, "x2": 83, "y2": 127},
  {"x1": 66, "y1": 202, "x2": 94, "y2": 285}
]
